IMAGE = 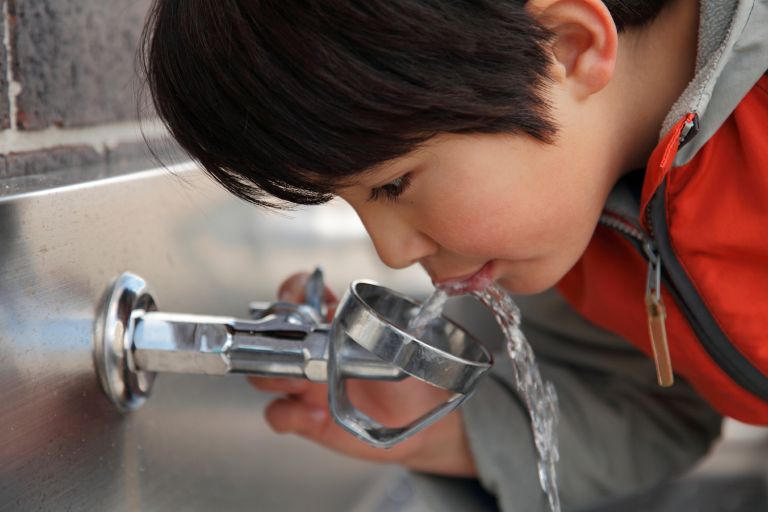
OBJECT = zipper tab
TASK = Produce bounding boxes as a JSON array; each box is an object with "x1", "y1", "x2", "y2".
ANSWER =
[
  {"x1": 600, "y1": 213, "x2": 675, "y2": 387},
  {"x1": 678, "y1": 112, "x2": 700, "y2": 148},
  {"x1": 644, "y1": 244, "x2": 674, "y2": 387}
]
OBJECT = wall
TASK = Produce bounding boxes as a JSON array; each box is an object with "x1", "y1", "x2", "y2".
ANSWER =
[{"x1": 0, "y1": 0, "x2": 171, "y2": 183}]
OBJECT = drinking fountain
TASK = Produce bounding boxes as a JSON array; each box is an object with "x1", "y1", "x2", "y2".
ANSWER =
[{"x1": 93, "y1": 270, "x2": 493, "y2": 448}]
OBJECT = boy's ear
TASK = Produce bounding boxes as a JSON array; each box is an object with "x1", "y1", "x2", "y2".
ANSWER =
[{"x1": 525, "y1": 0, "x2": 618, "y2": 100}]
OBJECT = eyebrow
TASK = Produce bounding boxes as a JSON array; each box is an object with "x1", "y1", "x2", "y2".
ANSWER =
[{"x1": 361, "y1": 140, "x2": 435, "y2": 180}]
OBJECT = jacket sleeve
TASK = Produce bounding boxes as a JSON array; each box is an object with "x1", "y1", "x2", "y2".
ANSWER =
[{"x1": 413, "y1": 288, "x2": 723, "y2": 512}]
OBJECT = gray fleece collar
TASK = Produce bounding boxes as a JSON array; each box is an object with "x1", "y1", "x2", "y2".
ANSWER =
[
  {"x1": 607, "y1": 0, "x2": 768, "y2": 219},
  {"x1": 663, "y1": 0, "x2": 768, "y2": 165}
]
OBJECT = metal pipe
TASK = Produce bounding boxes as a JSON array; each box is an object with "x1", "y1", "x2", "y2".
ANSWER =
[{"x1": 131, "y1": 311, "x2": 403, "y2": 381}]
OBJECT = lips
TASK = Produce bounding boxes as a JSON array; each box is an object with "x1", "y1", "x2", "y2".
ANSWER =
[{"x1": 433, "y1": 261, "x2": 494, "y2": 295}]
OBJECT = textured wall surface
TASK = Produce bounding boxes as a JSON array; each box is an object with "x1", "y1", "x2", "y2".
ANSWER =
[
  {"x1": 0, "y1": 0, "x2": 169, "y2": 183},
  {"x1": 0, "y1": 0, "x2": 9, "y2": 130},
  {"x1": 11, "y1": 0, "x2": 151, "y2": 129}
]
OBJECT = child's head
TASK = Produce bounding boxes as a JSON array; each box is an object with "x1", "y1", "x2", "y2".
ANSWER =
[{"x1": 142, "y1": 0, "x2": 674, "y2": 293}]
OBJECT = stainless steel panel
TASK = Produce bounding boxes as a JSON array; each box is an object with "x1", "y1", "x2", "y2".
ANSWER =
[{"x1": 0, "y1": 164, "x2": 432, "y2": 511}]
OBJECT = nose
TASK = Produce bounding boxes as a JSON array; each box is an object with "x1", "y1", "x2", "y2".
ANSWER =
[{"x1": 354, "y1": 206, "x2": 437, "y2": 269}]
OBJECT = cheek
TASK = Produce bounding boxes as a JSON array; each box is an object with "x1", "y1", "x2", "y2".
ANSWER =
[
  {"x1": 422, "y1": 176, "x2": 602, "y2": 261},
  {"x1": 414, "y1": 133, "x2": 614, "y2": 260},
  {"x1": 418, "y1": 186, "x2": 533, "y2": 256}
]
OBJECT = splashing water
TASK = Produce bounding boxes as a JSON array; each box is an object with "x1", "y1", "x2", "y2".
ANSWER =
[
  {"x1": 473, "y1": 284, "x2": 560, "y2": 512},
  {"x1": 408, "y1": 284, "x2": 561, "y2": 512}
]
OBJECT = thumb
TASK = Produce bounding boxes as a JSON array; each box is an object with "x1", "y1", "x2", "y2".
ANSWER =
[{"x1": 264, "y1": 396, "x2": 330, "y2": 436}]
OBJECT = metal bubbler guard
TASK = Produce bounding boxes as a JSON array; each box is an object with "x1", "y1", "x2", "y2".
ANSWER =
[{"x1": 329, "y1": 280, "x2": 493, "y2": 447}]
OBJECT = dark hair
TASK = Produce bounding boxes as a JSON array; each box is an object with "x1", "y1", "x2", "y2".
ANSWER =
[{"x1": 140, "y1": 0, "x2": 671, "y2": 208}]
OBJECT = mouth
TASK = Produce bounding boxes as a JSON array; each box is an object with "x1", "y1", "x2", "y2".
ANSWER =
[{"x1": 433, "y1": 262, "x2": 495, "y2": 296}]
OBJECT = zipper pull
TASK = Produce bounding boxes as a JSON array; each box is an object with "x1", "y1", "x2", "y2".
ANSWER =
[
  {"x1": 678, "y1": 112, "x2": 700, "y2": 148},
  {"x1": 644, "y1": 245, "x2": 674, "y2": 387}
]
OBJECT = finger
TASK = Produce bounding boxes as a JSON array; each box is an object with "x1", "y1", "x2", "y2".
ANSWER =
[
  {"x1": 277, "y1": 272, "x2": 341, "y2": 324},
  {"x1": 264, "y1": 396, "x2": 329, "y2": 435},
  {"x1": 278, "y1": 272, "x2": 311, "y2": 302},
  {"x1": 247, "y1": 376, "x2": 310, "y2": 394},
  {"x1": 298, "y1": 405, "x2": 427, "y2": 465},
  {"x1": 248, "y1": 377, "x2": 330, "y2": 407},
  {"x1": 263, "y1": 396, "x2": 399, "y2": 461},
  {"x1": 324, "y1": 290, "x2": 341, "y2": 319},
  {"x1": 323, "y1": 286, "x2": 339, "y2": 305},
  {"x1": 262, "y1": 391, "x2": 448, "y2": 468}
]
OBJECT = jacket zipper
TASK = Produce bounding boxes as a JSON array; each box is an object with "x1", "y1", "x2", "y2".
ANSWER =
[
  {"x1": 605, "y1": 112, "x2": 768, "y2": 402},
  {"x1": 632, "y1": 114, "x2": 697, "y2": 386},
  {"x1": 598, "y1": 213, "x2": 674, "y2": 387},
  {"x1": 647, "y1": 179, "x2": 768, "y2": 401},
  {"x1": 596, "y1": 114, "x2": 699, "y2": 387}
]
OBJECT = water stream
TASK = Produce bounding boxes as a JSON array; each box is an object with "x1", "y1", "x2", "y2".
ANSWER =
[
  {"x1": 409, "y1": 285, "x2": 561, "y2": 512},
  {"x1": 407, "y1": 288, "x2": 450, "y2": 336}
]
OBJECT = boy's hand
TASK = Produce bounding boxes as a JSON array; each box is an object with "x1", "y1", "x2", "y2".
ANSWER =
[
  {"x1": 247, "y1": 272, "x2": 478, "y2": 477},
  {"x1": 276, "y1": 271, "x2": 340, "y2": 320}
]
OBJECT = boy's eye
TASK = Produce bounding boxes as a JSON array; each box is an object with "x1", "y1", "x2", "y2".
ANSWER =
[{"x1": 368, "y1": 173, "x2": 412, "y2": 202}]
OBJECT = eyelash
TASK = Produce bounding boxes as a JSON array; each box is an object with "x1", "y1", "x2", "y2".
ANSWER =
[{"x1": 368, "y1": 173, "x2": 413, "y2": 202}]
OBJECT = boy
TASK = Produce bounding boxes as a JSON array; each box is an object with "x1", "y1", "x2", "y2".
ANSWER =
[{"x1": 141, "y1": 1, "x2": 767, "y2": 510}]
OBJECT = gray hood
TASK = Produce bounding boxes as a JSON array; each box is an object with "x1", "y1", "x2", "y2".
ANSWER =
[
  {"x1": 664, "y1": 0, "x2": 768, "y2": 166},
  {"x1": 606, "y1": 0, "x2": 768, "y2": 219}
]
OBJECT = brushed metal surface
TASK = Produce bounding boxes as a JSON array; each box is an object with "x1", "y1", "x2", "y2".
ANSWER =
[{"x1": 0, "y1": 163, "x2": 431, "y2": 512}]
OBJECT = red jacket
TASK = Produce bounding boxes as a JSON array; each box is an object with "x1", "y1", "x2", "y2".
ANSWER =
[{"x1": 559, "y1": 71, "x2": 768, "y2": 423}]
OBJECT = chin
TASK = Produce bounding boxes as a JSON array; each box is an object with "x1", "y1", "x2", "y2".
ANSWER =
[{"x1": 496, "y1": 275, "x2": 558, "y2": 296}]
